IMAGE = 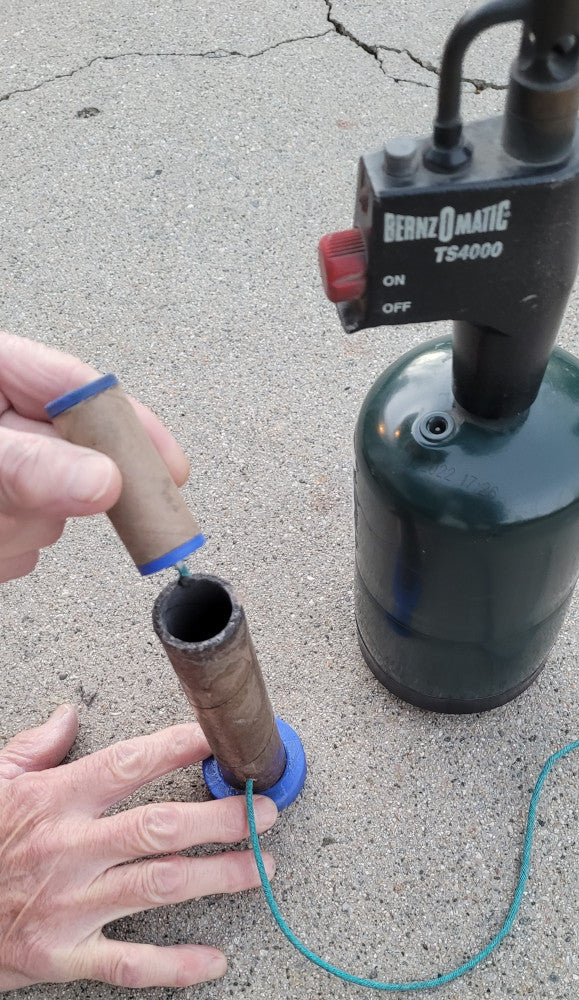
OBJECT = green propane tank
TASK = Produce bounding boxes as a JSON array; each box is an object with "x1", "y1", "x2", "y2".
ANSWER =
[
  {"x1": 354, "y1": 340, "x2": 579, "y2": 711},
  {"x1": 319, "y1": 0, "x2": 579, "y2": 711}
]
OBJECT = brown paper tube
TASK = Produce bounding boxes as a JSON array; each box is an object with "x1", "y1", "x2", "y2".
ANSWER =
[
  {"x1": 47, "y1": 374, "x2": 204, "y2": 574},
  {"x1": 152, "y1": 574, "x2": 287, "y2": 791}
]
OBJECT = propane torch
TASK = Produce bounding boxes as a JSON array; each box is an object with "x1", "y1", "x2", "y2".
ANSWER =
[{"x1": 319, "y1": 0, "x2": 579, "y2": 712}]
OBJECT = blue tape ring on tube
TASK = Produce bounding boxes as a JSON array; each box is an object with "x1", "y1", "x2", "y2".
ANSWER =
[
  {"x1": 202, "y1": 718, "x2": 307, "y2": 811},
  {"x1": 138, "y1": 534, "x2": 206, "y2": 575},
  {"x1": 45, "y1": 374, "x2": 118, "y2": 419}
]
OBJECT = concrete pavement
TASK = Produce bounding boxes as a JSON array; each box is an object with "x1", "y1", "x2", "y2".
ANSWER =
[{"x1": 0, "y1": 2, "x2": 577, "y2": 998}]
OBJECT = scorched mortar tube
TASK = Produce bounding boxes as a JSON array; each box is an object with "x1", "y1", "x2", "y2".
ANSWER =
[{"x1": 153, "y1": 574, "x2": 287, "y2": 792}]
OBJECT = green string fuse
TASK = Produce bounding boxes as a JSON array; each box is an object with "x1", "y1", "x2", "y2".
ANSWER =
[{"x1": 246, "y1": 739, "x2": 578, "y2": 992}]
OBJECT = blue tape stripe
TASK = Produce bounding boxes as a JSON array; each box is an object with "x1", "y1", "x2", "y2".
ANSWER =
[
  {"x1": 45, "y1": 374, "x2": 118, "y2": 418},
  {"x1": 138, "y1": 534, "x2": 206, "y2": 575}
]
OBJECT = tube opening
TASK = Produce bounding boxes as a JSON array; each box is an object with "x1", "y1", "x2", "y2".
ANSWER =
[{"x1": 166, "y1": 579, "x2": 233, "y2": 643}]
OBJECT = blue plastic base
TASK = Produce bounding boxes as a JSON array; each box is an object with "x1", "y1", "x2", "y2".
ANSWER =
[{"x1": 202, "y1": 718, "x2": 306, "y2": 811}]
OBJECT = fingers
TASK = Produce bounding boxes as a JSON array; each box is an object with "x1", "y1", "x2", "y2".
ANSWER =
[
  {"x1": 63, "y1": 724, "x2": 212, "y2": 813},
  {"x1": 89, "y1": 849, "x2": 276, "y2": 922},
  {"x1": 0, "y1": 409, "x2": 60, "y2": 438},
  {"x1": 2, "y1": 395, "x2": 189, "y2": 487},
  {"x1": 0, "y1": 704, "x2": 79, "y2": 780},
  {"x1": 0, "y1": 550, "x2": 40, "y2": 583},
  {"x1": 128, "y1": 398, "x2": 190, "y2": 487},
  {"x1": 0, "y1": 427, "x2": 121, "y2": 518},
  {"x1": 86, "y1": 795, "x2": 278, "y2": 865},
  {"x1": 0, "y1": 331, "x2": 102, "y2": 422},
  {"x1": 0, "y1": 514, "x2": 65, "y2": 558},
  {"x1": 85, "y1": 938, "x2": 227, "y2": 988},
  {"x1": 0, "y1": 331, "x2": 189, "y2": 486}
]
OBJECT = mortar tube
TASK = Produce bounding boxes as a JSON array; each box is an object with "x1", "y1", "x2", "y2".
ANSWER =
[{"x1": 153, "y1": 574, "x2": 306, "y2": 806}]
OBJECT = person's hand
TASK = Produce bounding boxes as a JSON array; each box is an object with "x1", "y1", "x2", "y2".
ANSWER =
[
  {"x1": 0, "y1": 330, "x2": 190, "y2": 582},
  {"x1": 0, "y1": 706, "x2": 277, "y2": 990}
]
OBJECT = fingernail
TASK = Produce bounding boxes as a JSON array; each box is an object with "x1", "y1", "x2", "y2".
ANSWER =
[
  {"x1": 262, "y1": 851, "x2": 276, "y2": 878},
  {"x1": 204, "y1": 949, "x2": 227, "y2": 979},
  {"x1": 67, "y1": 454, "x2": 115, "y2": 503},
  {"x1": 50, "y1": 703, "x2": 73, "y2": 719},
  {"x1": 253, "y1": 795, "x2": 278, "y2": 830}
]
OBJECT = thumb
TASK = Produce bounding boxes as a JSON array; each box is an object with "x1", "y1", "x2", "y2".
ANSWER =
[
  {"x1": 0, "y1": 704, "x2": 79, "y2": 780},
  {"x1": 0, "y1": 427, "x2": 121, "y2": 517}
]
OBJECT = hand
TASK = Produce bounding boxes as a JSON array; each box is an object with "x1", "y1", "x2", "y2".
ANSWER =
[
  {"x1": 0, "y1": 706, "x2": 277, "y2": 990},
  {"x1": 0, "y1": 331, "x2": 190, "y2": 582}
]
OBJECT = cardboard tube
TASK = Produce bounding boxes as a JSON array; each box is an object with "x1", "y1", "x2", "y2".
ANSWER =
[
  {"x1": 46, "y1": 374, "x2": 204, "y2": 574},
  {"x1": 152, "y1": 574, "x2": 287, "y2": 791}
]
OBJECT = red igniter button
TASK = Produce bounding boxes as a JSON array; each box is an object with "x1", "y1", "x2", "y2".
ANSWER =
[{"x1": 318, "y1": 228, "x2": 367, "y2": 303}]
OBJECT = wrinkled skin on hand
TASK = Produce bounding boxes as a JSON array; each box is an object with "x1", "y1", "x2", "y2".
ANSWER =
[
  {"x1": 0, "y1": 707, "x2": 277, "y2": 990},
  {"x1": 0, "y1": 330, "x2": 190, "y2": 582}
]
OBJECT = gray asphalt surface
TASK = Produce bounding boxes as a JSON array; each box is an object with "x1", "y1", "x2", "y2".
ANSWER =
[{"x1": 1, "y1": 2, "x2": 578, "y2": 999}]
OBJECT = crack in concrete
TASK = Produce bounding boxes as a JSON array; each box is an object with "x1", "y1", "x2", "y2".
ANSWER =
[
  {"x1": 0, "y1": 10, "x2": 508, "y2": 107},
  {"x1": 0, "y1": 30, "x2": 332, "y2": 103},
  {"x1": 389, "y1": 75, "x2": 434, "y2": 91},
  {"x1": 377, "y1": 46, "x2": 436, "y2": 90},
  {"x1": 324, "y1": 0, "x2": 385, "y2": 73},
  {"x1": 323, "y1": 1, "x2": 507, "y2": 94},
  {"x1": 402, "y1": 47, "x2": 508, "y2": 92}
]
